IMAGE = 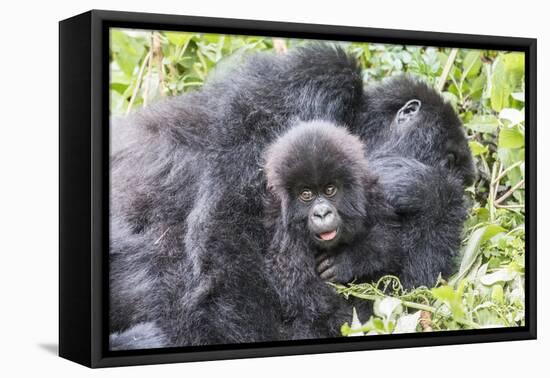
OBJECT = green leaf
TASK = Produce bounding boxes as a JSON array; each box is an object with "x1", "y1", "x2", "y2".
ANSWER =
[
  {"x1": 480, "y1": 269, "x2": 517, "y2": 286},
  {"x1": 432, "y1": 285, "x2": 465, "y2": 319},
  {"x1": 499, "y1": 126, "x2": 524, "y2": 149},
  {"x1": 164, "y1": 32, "x2": 191, "y2": 47},
  {"x1": 340, "y1": 322, "x2": 352, "y2": 336},
  {"x1": 511, "y1": 92, "x2": 525, "y2": 102},
  {"x1": 452, "y1": 224, "x2": 506, "y2": 285},
  {"x1": 491, "y1": 284, "x2": 504, "y2": 304},
  {"x1": 374, "y1": 297, "x2": 402, "y2": 320},
  {"x1": 490, "y1": 52, "x2": 525, "y2": 111},
  {"x1": 394, "y1": 311, "x2": 421, "y2": 334},
  {"x1": 372, "y1": 318, "x2": 385, "y2": 332},
  {"x1": 499, "y1": 108, "x2": 524, "y2": 126},
  {"x1": 469, "y1": 141, "x2": 488, "y2": 156},
  {"x1": 432, "y1": 286, "x2": 456, "y2": 302},
  {"x1": 462, "y1": 50, "x2": 482, "y2": 79},
  {"x1": 464, "y1": 115, "x2": 499, "y2": 133}
]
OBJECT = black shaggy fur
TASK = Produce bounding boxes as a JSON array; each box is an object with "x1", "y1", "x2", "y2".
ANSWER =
[
  {"x1": 109, "y1": 44, "x2": 364, "y2": 348},
  {"x1": 356, "y1": 75, "x2": 476, "y2": 186},
  {"x1": 263, "y1": 121, "x2": 399, "y2": 338},
  {"x1": 353, "y1": 77, "x2": 474, "y2": 288},
  {"x1": 109, "y1": 43, "x2": 474, "y2": 348},
  {"x1": 368, "y1": 157, "x2": 468, "y2": 288}
]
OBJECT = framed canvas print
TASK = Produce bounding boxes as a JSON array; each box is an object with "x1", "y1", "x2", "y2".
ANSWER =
[{"x1": 59, "y1": 10, "x2": 537, "y2": 368}]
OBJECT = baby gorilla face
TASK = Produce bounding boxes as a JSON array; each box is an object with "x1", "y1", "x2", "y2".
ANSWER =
[
  {"x1": 296, "y1": 182, "x2": 343, "y2": 247},
  {"x1": 264, "y1": 120, "x2": 370, "y2": 250}
]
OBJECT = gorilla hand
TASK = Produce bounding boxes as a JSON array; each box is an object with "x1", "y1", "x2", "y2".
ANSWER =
[{"x1": 315, "y1": 251, "x2": 354, "y2": 283}]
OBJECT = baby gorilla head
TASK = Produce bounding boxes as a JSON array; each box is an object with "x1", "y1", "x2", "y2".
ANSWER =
[{"x1": 264, "y1": 120, "x2": 371, "y2": 249}]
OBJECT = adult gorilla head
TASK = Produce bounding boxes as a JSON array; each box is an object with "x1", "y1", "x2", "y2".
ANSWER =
[
  {"x1": 359, "y1": 76, "x2": 476, "y2": 186},
  {"x1": 264, "y1": 120, "x2": 373, "y2": 250}
]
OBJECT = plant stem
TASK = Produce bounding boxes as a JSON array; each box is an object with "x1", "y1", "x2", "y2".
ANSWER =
[
  {"x1": 126, "y1": 51, "x2": 151, "y2": 115},
  {"x1": 346, "y1": 292, "x2": 435, "y2": 312},
  {"x1": 346, "y1": 292, "x2": 481, "y2": 329},
  {"x1": 488, "y1": 162, "x2": 498, "y2": 222},
  {"x1": 143, "y1": 32, "x2": 154, "y2": 107},
  {"x1": 495, "y1": 179, "x2": 525, "y2": 205},
  {"x1": 493, "y1": 160, "x2": 523, "y2": 184},
  {"x1": 437, "y1": 48, "x2": 458, "y2": 92}
]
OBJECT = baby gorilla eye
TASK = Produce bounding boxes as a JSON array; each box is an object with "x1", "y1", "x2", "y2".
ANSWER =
[
  {"x1": 324, "y1": 184, "x2": 337, "y2": 197},
  {"x1": 299, "y1": 189, "x2": 315, "y2": 202}
]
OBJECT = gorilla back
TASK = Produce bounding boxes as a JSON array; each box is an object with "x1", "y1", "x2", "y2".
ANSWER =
[
  {"x1": 109, "y1": 44, "x2": 365, "y2": 348},
  {"x1": 109, "y1": 43, "x2": 474, "y2": 348}
]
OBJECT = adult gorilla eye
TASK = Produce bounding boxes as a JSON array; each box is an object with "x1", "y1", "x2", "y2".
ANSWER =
[
  {"x1": 324, "y1": 184, "x2": 337, "y2": 197},
  {"x1": 299, "y1": 189, "x2": 314, "y2": 202}
]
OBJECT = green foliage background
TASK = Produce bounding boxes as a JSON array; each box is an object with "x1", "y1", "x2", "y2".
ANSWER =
[{"x1": 110, "y1": 29, "x2": 526, "y2": 334}]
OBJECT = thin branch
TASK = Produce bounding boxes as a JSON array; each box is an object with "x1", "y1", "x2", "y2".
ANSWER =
[
  {"x1": 346, "y1": 291, "x2": 435, "y2": 312},
  {"x1": 494, "y1": 204, "x2": 525, "y2": 209},
  {"x1": 493, "y1": 161, "x2": 523, "y2": 184},
  {"x1": 126, "y1": 51, "x2": 152, "y2": 115},
  {"x1": 436, "y1": 48, "x2": 458, "y2": 92},
  {"x1": 142, "y1": 33, "x2": 155, "y2": 107},
  {"x1": 495, "y1": 179, "x2": 525, "y2": 205},
  {"x1": 488, "y1": 161, "x2": 499, "y2": 222},
  {"x1": 152, "y1": 32, "x2": 166, "y2": 96}
]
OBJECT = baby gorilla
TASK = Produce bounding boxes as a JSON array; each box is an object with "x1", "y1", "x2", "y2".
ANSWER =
[{"x1": 263, "y1": 120, "x2": 399, "y2": 339}]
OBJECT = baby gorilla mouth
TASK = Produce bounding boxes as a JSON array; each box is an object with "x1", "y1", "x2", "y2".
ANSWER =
[{"x1": 316, "y1": 229, "x2": 338, "y2": 241}]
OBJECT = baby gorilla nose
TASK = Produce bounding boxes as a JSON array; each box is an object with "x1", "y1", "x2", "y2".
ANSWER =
[
  {"x1": 312, "y1": 203, "x2": 333, "y2": 221},
  {"x1": 310, "y1": 202, "x2": 340, "y2": 243}
]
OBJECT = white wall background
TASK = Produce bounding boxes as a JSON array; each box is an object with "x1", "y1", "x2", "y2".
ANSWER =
[{"x1": 0, "y1": 0, "x2": 545, "y2": 376}]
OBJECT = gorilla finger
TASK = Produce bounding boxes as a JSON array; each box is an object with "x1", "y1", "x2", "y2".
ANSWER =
[
  {"x1": 315, "y1": 252, "x2": 333, "y2": 266},
  {"x1": 316, "y1": 257, "x2": 334, "y2": 274},
  {"x1": 319, "y1": 267, "x2": 337, "y2": 282}
]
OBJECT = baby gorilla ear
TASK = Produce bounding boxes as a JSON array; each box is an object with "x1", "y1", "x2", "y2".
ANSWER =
[{"x1": 396, "y1": 99, "x2": 422, "y2": 125}]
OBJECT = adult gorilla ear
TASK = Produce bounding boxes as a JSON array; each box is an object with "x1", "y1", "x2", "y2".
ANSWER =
[{"x1": 395, "y1": 99, "x2": 422, "y2": 125}]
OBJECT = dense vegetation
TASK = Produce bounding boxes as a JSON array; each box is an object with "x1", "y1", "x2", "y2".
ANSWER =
[{"x1": 110, "y1": 29, "x2": 526, "y2": 334}]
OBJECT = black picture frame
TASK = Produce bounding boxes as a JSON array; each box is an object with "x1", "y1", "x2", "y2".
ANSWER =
[{"x1": 59, "y1": 9, "x2": 537, "y2": 368}]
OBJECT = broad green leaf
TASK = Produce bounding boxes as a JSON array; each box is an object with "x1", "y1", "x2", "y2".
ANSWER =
[
  {"x1": 468, "y1": 73, "x2": 486, "y2": 100},
  {"x1": 469, "y1": 141, "x2": 488, "y2": 156},
  {"x1": 499, "y1": 108, "x2": 524, "y2": 126},
  {"x1": 462, "y1": 50, "x2": 482, "y2": 79},
  {"x1": 497, "y1": 148, "x2": 525, "y2": 185},
  {"x1": 374, "y1": 297, "x2": 402, "y2": 320},
  {"x1": 432, "y1": 285, "x2": 465, "y2": 319},
  {"x1": 491, "y1": 284, "x2": 504, "y2": 303},
  {"x1": 164, "y1": 32, "x2": 191, "y2": 47},
  {"x1": 499, "y1": 126, "x2": 524, "y2": 149},
  {"x1": 432, "y1": 285, "x2": 456, "y2": 302},
  {"x1": 372, "y1": 318, "x2": 385, "y2": 332},
  {"x1": 480, "y1": 269, "x2": 517, "y2": 286},
  {"x1": 464, "y1": 115, "x2": 499, "y2": 133},
  {"x1": 452, "y1": 224, "x2": 506, "y2": 284},
  {"x1": 511, "y1": 92, "x2": 525, "y2": 102},
  {"x1": 394, "y1": 311, "x2": 421, "y2": 334},
  {"x1": 490, "y1": 52, "x2": 525, "y2": 111}
]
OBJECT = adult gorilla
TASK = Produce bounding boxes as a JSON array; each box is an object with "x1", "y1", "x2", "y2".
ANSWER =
[
  {"x1": 109, "y1": 43, "x2": 474, "y2": 348},
  {"x1": 110, "y1": 45, "x2": 363, "y2": 348}
]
